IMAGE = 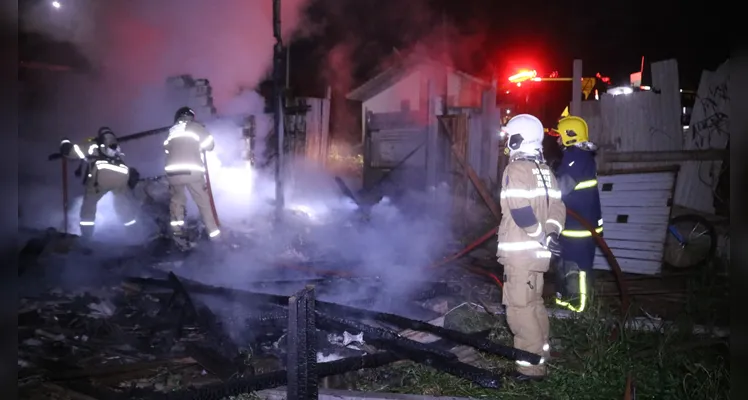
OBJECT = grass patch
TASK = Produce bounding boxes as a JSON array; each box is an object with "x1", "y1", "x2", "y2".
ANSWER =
[{"x1": 355, "y1": 300, "x2": 729, "y2": 399}]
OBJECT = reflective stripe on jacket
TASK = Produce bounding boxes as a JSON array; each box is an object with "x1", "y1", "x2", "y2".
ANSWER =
[
  {"x1": 60, "y1": 139, "x2": 129, "y2": 179},
  {"x1": 163, "y1": 120, "x2": 215, "y2": 173},
  {"x1": 497, "y1": 156, "x2": 566, "y2": 264}
]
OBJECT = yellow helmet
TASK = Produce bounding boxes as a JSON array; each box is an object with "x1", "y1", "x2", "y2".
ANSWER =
[{"x1": 557, "y1": 116, "x2": 589, "y2": 146}]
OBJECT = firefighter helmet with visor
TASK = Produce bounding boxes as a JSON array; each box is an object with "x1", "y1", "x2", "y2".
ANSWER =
[
  {"x1": 174, "y1": 106, "x2": 196, "y2": 123},
  {"x1": 557, "y1": 116, "x2": 589, "y2": 147},
  {"x1": 96, "y1": 126, "x2": 118, "y2": 150},
  {"x1": 502, "y1": 114, "x2": 545, "y2": 157}
]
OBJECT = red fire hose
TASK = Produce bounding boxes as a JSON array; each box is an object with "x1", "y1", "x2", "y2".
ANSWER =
[
  {"x1": 274, "y1": 210, "x2": 630, "y2": 315},
  {"x1": 202, "y1": 150, "x2": 221, "y2": 228},
  {"x1": 566, "y1": 208, "x2": 631, "y2": 314}
]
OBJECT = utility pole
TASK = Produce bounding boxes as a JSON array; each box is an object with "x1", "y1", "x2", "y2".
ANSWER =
[
  {"x1": 571, "y1": 59, "x2": 582, "y2": 116},
  {"x1": 273, "y1": 0, "x2": 285, "y2": 220}
]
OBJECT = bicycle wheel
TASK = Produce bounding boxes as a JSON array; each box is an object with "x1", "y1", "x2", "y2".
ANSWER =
[{"x1": 663, "y1": 214, "x2": 717, "y2": 269}]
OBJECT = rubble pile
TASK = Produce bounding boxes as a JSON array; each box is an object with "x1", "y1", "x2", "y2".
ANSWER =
[{"x1": 18, "y1": 254, "x2": 536, "y2": 400}]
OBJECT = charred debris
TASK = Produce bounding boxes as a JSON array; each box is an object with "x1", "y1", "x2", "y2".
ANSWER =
[
  {"x1": 18, "y1": 193, "x2": 524, "y2": 399},
  {"x1": 18, "y1": 259, "x2": 531, "y2": 399}
]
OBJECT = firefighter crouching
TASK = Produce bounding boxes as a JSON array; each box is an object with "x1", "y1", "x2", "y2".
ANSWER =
[
  {"x1": 59, "y1": 127, "x2": 138, "y2": 238},
  {"x1": 497, "y1": 114, "x2": 566, "y2": 381},
  {"x1": 163, "y1": 106, "x2": 220, "y2": 249},
  {"x1": 553, "y1": 116, "x2": 602, "y2": 313}
]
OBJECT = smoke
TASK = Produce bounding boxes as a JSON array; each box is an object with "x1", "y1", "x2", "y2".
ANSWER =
[
  {"x1": 20, "y1": 0, "x2": 485, "y2": 329},
  {"x1": 307, "y1": 0, "x2": 489, "y2": 140},
  {"x1": 19, "y1": 0, "x2": 312, "y2": 231}
]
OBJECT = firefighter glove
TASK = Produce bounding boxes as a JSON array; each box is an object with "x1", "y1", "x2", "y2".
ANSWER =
[
  {"x1": 545, "y1": 232, "x2": 562, "y2": 257},
  {"x1": 127, "y1": 167, "x2": 141, "y2": 189}
]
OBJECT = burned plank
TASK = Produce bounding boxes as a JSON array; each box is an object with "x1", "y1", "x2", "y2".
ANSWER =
[
  {"x1": 369, "y1": 339, "x2": 502, "y2": 389},
  {"x1": 185, "y1": 343, "x2": 240, "y2": 381},
  {"x1": 286, "y1": 285, "x2": 318, "y2": 400},
  {"x1": 314, "y1": 302, "x2": 541, "y2": 365},
  {"x1": 166, "y1": 271, "x2": 198, "y2": 321},
  {"x1": 316, "y1": 312, "x2": 456, "y2": 360},
  {"x1": 134, "y1": 352, "x2": 403, "y2": 400},
  {"x1": 167, "y1": 272, "x2": 240, "y2": 360},
  {"x1": 48, "y1": 357, "x2": 197, "y2": 381},
  {"x1": 40, "y1": 383, "x2": 100, "y2": 400},
  {"x1": 130, "y1": 276, "x2": 535, "y2": 363}
]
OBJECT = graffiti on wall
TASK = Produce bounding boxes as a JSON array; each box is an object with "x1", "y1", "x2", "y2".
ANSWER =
[{"x1": 691, "y1": 80, "x2": 729, "y2": 149}]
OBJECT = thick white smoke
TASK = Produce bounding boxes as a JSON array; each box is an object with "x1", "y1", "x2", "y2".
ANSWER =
[
  {"x1": 20, "y1": 0, "x2": 312, "y2": 233},
  {"x1": 20, "y1": 0, "x2": 462, "y2": 317}
]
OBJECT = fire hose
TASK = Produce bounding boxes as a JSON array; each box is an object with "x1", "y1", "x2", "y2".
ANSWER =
[
  {"x1": 425, "y1": 208, "x2": 630, "y2": 316},
  {"x1": 276, "y1": 209, "x2": 630, "y2": 316},
  {"x1": 61, "y1": 157, "x2": 69, "y2": 234},
  {"x1": 202, "y1": 150, "x2": 221, "y2": 228}
]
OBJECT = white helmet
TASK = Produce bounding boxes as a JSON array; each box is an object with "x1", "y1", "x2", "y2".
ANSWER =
[{"x1": 502, "y1": 114, "x2": 545, "y2": 156}]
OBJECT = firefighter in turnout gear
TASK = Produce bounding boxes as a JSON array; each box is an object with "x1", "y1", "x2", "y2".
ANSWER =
[
  {"x1": 497, "y1": 114, "x2": 566, "y2": 381},
  {"x1": 163, "y1": 106, "x2": 220, "y2": 249},
  {"x1": 553, "y1": 116, "x2": 602, "y2": 313},
  {"x1": 59, "y1": 127, "x2": 138, "y2": 238}
]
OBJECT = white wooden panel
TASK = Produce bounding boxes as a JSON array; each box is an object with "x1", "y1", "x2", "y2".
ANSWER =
[
  {"x1": 600, "y1": 230, "x2": 667, "y2": 243},
  {"x1": 599, "y1": 191, "x2": 672, "y2": 207},
  {"x1": 599, "y1": 181, "x2": 673, "y2": 192},
  {"x1": 593, "y1": 256, "x2": 661, "y2": 275},
  {"x1": 600, "y1": 206, "x2": 670, "y2": 218},
  {"x1": 595, "y1": 248, "x2": 662, "y2": 261},
  {"x1": 601, "y1": 211, "x2": 670, "y2": 225},
  {"x1": 594, "y1": 170, "x2": 675, "y2": 275},
  {"x1": 598, "y1": 172, "x2": 675, "y2": 185},
  {"x1": 601, "y1": 239, "x2": 663, "y2": 252},
  {"x1": 598, "y1": 223, "x2": 668, "y2": 242}
]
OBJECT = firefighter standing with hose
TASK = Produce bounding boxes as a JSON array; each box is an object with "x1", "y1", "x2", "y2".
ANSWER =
[
  {"x1": 163, "y1": 106, "x2": 220, "y2": 250},
  {"x1": 59, "y1": 127, "x2": 139, "y2": 239},
  {"x1": 497, "y1": 114, "x2": 566, "y2": 381},
  {"x1": 553, "y1": 116, "x2": 603, "y2": 313}
]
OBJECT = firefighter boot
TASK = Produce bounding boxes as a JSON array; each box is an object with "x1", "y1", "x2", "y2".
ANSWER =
[
  {"x1": 555, "y1": 260, "x2": 587, "y2": 313},
  {"x1": 80, "y1": 224, "x2": 94, "y2": 239}
]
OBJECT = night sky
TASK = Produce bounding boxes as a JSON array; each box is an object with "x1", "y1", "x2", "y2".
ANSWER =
[
  {"x1": 20, "y1": 0, "x2": 729, "y2": 118},
  {"x1": 285, "y1": 0, "x2": 728, "y2": 93}
]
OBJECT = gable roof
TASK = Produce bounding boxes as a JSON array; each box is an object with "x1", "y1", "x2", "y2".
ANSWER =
[{"x1": 346, "y1": 53, "x2": 491, "y2": 102}]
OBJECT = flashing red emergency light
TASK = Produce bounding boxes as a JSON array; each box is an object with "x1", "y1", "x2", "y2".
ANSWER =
[
  {"x1": 595, "y1": 72, "x2": 611, "y2": 84},
  {"x1": 508, "y1": 69, "x2": 537, "y2": 83}
]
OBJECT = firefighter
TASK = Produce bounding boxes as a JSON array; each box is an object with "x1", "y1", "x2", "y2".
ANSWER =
[
  {"x1": 163, "y1": 106, "x2": 219, "y2": 249},
  {"x1": 553, "y1": 116, "x2": 602, "y2": 313},
  {"x1": 497, "y1": 114, "x2": 566, "y2": 381},
  {"x1": 59, "y1": 127, "x2": 138, "y2": 238}
]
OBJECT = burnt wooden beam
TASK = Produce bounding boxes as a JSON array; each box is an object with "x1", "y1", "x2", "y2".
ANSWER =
[{"x1": 287, "y1": 285, "x2": 318, "y2": 400}]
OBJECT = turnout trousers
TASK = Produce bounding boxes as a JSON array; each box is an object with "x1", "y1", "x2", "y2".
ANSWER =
[
  {"x1": 79, "y1": 167, "x2": 137, "y2": 238},
  {"x1": 559, "y1": 235, "x2": 596, "y2": 275},
  {"x1": 502, "y1": 258, "x2": 551, "y2": 376},
  {"x1": 166, "y1": 171, "x2": 220, "y2": 238}
]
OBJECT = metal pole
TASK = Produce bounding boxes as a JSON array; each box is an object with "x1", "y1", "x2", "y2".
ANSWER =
[
  {"x1": 571, "y1": 59, "x2": 582, "y2": 116},
  {"x1": 61, "y1": 158, "x2": 68, "y2": 234},
  {"x1": 273, "y1": 0, "x2": 285, "y2": 219},
  {"x1": 286, "y1": 43, "x2": 291, "y2": 91}
]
